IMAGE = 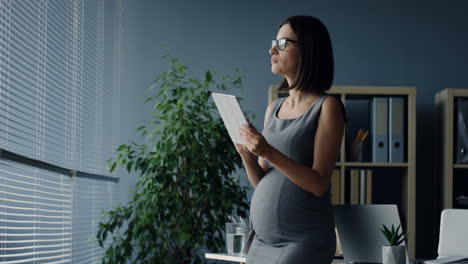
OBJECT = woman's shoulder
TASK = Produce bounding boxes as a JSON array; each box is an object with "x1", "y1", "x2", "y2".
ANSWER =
[
  {"x1": 264, "y1": 98, "x2": 282, "y2": 124},
  {"x1": 321, "y1": 94, "x2": 347, "y2": 122},
  {"x1": 321, "y1": 94, "x2": 341, "y2": 108}
]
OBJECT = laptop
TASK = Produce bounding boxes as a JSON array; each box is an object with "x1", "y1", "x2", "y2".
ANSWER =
[{"x1": 333, "y1": 204, "x2": 409, "y2": 264}]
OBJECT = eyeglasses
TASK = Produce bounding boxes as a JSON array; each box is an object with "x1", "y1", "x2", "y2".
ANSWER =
[{"x1": 271, "y1": 38, "x2": 300, "y2": 51}]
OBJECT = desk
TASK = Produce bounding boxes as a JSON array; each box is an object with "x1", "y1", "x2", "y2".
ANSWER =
[
  {"x1": 204, "y1": 253, "x2": 350, "y2": 264},
  {"x1": 204, "y1": 254, "x2": 424, "y2": 264}
]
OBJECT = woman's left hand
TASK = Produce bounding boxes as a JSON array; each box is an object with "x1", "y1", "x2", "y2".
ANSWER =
[{"x1": 238, "y1": 123, "x2": 273, "y2": 158}]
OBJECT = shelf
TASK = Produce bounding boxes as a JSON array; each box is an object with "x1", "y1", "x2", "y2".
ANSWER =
[
  {"x1": 341, "y1": 162, "x2": 409, "y2": 168},
  {"x1": 329, "y1": 86, "x2": 417, "y2": 96},
  {"x1": 435, "y1": 88, "x2": 468, "y2": 210},
  {"x1": 335, "y1": 162, "x2": 409, "y2": 167}
]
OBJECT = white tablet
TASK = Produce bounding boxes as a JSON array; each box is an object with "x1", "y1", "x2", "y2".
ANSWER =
[{"x1": 211, "y1": 93, "x2": 248, "y2": 145}]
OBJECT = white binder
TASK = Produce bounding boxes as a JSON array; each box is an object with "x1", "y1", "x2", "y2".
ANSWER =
[
  {"x1": 388, "y1": 97, "x2": 404, "y2": 163},
  {"x1": 371, "y1": 97, "x2": 388, "y2": 162}
]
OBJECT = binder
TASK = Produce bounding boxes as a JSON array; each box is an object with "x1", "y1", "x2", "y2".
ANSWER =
[
  {"x1": 359, "y1": 169, "x2": 365, "y2": 204},
  {"x1": 388, "y1": 97, "x2": 405, "y2": 163},
  {"x1": 371, "y1": 97, "x2": 388, "y2": 162},
  {"x1": 456, "y1": 98, "x2": 468, "y2": 164},
  {"x1": 365, "y1": 169, "x2": 373, "y2": 204},
  {"x1": 350, "y1": 169, "x2": 360, "y2": 204},
  {"x1": 331, "y1": 169, "x2": 341, "y2": 205}
]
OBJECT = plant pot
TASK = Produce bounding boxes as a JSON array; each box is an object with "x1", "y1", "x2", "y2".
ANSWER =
[{"x1": 382, "y1": 245, "x2": 406, "y2": 264}]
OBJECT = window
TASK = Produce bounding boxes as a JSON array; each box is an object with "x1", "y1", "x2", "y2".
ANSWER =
[
  {"x1": 0, "y1": 0, "x2": 121, "y2": 262},
  {"x1": 0, "y1": 160, "x2": 73, "y2": 263}
]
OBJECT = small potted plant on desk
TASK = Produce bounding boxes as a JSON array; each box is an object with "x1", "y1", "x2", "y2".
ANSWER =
[{"x1": 380, "y1": 224, "x2": 408, "y2": 264}]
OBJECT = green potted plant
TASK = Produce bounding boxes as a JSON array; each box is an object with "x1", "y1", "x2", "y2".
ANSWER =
[
  {"x1": 380, "y1": 224, "x2": 408, "y2": 264},
  {"x1": 96, "y1": 56, "x2": 250, "y2": 264}
]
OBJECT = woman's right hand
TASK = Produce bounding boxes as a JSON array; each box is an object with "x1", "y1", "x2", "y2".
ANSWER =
[{"x1": 235, "y1": 144, "x2": 256, "y2": 161}]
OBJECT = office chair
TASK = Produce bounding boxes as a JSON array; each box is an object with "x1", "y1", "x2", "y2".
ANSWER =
[{"x1": 437, "y1": 209, "x2": 468, "y2": 258}]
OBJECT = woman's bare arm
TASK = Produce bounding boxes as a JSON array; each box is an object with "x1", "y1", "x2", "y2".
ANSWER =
[
  {"x1": 235, "y1": 102, "x2": 273, "y2": 188},
  {"x1": 240, "y1": 96, "x2": 344, "y2": 196}
]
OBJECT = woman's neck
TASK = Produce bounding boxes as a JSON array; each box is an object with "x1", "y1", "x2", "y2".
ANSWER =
[{"x1": 287, "y1": 88, "x2": 322, "y2": 107}]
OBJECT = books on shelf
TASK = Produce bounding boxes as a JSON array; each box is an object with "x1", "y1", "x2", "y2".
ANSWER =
[{"x1": 348, "y1": 169, "x2": 372, "y2": 204}]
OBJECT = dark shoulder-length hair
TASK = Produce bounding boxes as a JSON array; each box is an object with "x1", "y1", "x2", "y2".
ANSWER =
[{"x1": 278, "y1": 16, "x2": 334, "y2": 93}]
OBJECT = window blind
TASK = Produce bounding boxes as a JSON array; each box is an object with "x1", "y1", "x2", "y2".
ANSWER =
[
  {"x1": 72, "y1": 178, "x2": 118, "y2": 264},
  {"x1": 0, "y1": 0, "x2": 122, "y2": 263},
  {"x1": 0, "y1": 0, "x2": 120, "y2": 176},
  {"x1": 0, "y1": 160, "x2": 72, "y2": 264}
]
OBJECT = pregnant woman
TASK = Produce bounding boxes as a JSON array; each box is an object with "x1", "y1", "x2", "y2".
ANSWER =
[{"x1": 236, "y1": 15, "x2": 346, "y2": 264}]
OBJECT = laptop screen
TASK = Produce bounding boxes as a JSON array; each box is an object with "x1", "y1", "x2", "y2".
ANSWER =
[{"x1": 334, "y1": 204, "x2": 409, "y2": 264}]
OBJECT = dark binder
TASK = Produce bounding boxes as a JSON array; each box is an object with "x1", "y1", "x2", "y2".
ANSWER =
[
  {"x1": 456, "y1": 98, "x2": 468, "y2": 164},
  {"x1": 388, "y1": 97, "x2": 405, "y2": 163},
  {"x1": 371, "y1": 97, "x2": 388, "y2": 162}
]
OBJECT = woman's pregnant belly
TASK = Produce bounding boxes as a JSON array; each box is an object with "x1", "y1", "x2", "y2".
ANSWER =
[
  {"x1": 250, "y1": 169, "x2": 335, "y2": 246},
  {"x1": 250, "y1": 169, "x2": 285, "y2": 244}
]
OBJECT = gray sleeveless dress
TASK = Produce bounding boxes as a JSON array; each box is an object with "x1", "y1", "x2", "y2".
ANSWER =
[{"x1": 247, "y1": 95, "x2": 337, "y2": 264}]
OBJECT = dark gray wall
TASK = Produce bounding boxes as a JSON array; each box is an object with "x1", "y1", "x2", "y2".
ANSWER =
[{"x1": 119, "y1": 0, "x2": 468, "y2": 258}]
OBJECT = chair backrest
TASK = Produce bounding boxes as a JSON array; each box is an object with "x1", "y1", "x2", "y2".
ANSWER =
[{"x1": 438, "y1": 209, "x2": 468, "y2": 258}]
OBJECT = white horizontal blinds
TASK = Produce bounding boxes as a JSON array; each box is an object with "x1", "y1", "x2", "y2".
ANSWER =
[
  {"x1": 0, "y1": 0, "x2": 8, "y2": 149},
  {"x1": 0, "y1": 0, "x2": 120, "y2": 175},
  {"x1": 77, "y1": 0, "x2": 100, "y2": 175},
  {"x1": 69, "y1": 0, "x2": 84, "y2": 172},
  {"x1": 0, "y1": 0, "x2": 74, "y2": 169},
  {"x1": 0, "y1": 0, "x2": 121, "y2": 262},
  {"x1": 0, "y1": 0, "x2": 43, "y2": 161},
  {"x1": 0, "y1": 2, "x2": 74, "y2": 262},
  {"x1": 72, "y1": 177, "x2": 118, "y2": 264},
  {"x1": 76, "y1": 0, "x2": 120, "y2": 175},
  {"x1": 44, "y1": 0, "x2": 74, "y2": 170},
  {"x1": 71, "y1": 178, "x2": 92, "y2": 264},
  {"x1": 0, "y1": 160, "x2": 73, "y2": 264},
  {"x1": 102, "y1": 0, "x2": 121, "y2": 175}
]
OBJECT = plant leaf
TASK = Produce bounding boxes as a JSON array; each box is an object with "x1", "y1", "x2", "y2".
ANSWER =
[{"x1": 205, "y1": 71, "x2": 212, "y2": 83}]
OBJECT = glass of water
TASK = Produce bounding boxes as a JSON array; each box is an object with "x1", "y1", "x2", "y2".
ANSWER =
[{"x1": 225, "y1": 223, "x2": 250, "y2": 256}]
